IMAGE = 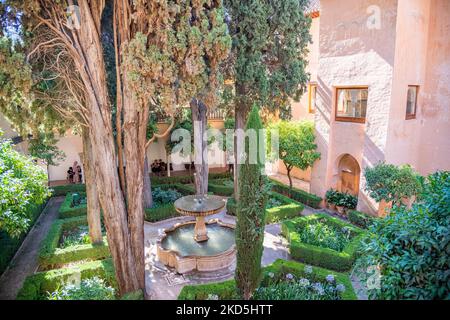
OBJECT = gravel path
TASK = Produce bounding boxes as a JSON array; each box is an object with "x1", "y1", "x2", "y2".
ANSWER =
[{"x1": 0, "y1": 197, "x2": 64, "y2": 300}]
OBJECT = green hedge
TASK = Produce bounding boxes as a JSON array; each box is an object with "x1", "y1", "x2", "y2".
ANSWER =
[
  {"x1": 17, "y1": 259, "x2": 116, "y2": 300},
  {"x1": 0, "y1": 201, "x2": 48, "y2": 275},
  {"x1": 38, "y1": 216, "x2": 109, "y2": 270},
  {"x1": 348, "y1": 210, "x2": 379, "y2": 229},
  {"x1": 270, "y1": 179, "x2": 322, "y2": 209},
  {"x1": 152, "y1": 172, "x2": 231, "y2": 186},
  {"x1": 208, "y1": 179, "x2": 234, "y2": 196},
  {"x1": 51, "y1": 184, "x2": 86, "y2": 197},
  {"x1": 58, "y1": 193, "x2": 87, "y2": 219},
  {"x1": 178, "y1": 259, "x2": 357, "y2": 300},
  {"x1": 226, "y1": 192, "x2": 304, "y2": 224},
  {"x1": 144, "y1": 184, "x2": 193, "y2": 223},
  {"x1": 282, "y1": 214, "x2": 365, "y2": 271}
]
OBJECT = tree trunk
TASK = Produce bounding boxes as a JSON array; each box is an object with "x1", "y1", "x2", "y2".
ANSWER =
[
  {"x1": 191, "y1": 99, "x2": 209, "y2": 196},
  {"x1": 76, "y1": 1, "x2": 141, "y2": 295},
  {"x1": 82, "y1": 129, "x2": 103, "y2": 244},
  {"x1": 234, "y1": 100, "x2": 247, "y2": 201},
  {"x1": 143, "y1": 155, "x2": 153, "y2": 209}
]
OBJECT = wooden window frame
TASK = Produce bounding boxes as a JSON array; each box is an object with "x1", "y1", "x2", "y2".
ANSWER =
[
  {"x1": 405, "y1": 85, "x2": 419, "y2": 120},
  {"x1": 308, "y1": 82, "x2": 317, "y2": 114},
  {"x1": 335, "y1": 86, "x2": 369, "y2": 124}
]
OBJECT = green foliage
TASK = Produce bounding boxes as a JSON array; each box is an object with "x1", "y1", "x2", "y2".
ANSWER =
[
  {"x1": 235, "y1": 106, "x2": 269, "y2": 299},
  {"x1": 28, "y1": 132, "x2": 65, "y2": 167},
  {"x1": 58, "y1": 193, "x2": 87, "y2": 219},
  {"x1": 208, "y1": 179, "x2": 235, "y2": 196},
  {"x1": 270, "y1": 178, "x2": 322, "y2": 208},
  {"x1": 325, "y1": 189, "x2": 339, "y2": 205},
  {"x1": 151, "y1": 171, "x2": 231, "y2": 186},
  {"x1": 282, "y1": 214, "x2": 365, "y2": 271},
  {"x1": 364, "y1": 162, "x2": 422, "y2": 205},
  {"x1": 0, "y1": 131, "x2": 50, "y2": 237},
  {"x1": 224, "y1": 0, "x2": 312, "y2": 116},
  {"x1": 47, "y1": 276, "x2": 115, "y2": 300},
  {"x1": 333, "y1": 191, "x2": 358, "y2": 209},
  {"x1": 39, "y1": 216, "x2": 109, "y2": 269},
  {"x1": 17, "y1": 259, "x2": 117, "y2": 300},
  {"x1": 178, "y1": 259, "x2": 357, "y2": 300},
  {"x1": 267, "y1": 121, "x2": 320, "y2": 179},
  {"x1": 59, "y1": 225, "x2": 92, "y2": 249},
  {"x1": 151, "y1": 187, "x2": 182, "y2": 208},
  {"x1": 348, "y1": 210, "x2": 378, "y2": 229},
  {"x1": 355, "y1": 171, "x2": 450, "y2": 300},
  {"x1": 51, "y1": 184, "x2": 86, "y2": 197},
  {"x1": 0, "y1": 201, "x2": 46, "y2": 275}
]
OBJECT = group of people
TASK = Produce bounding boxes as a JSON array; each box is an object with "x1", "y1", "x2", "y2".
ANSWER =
[
  {"x1": 151, "y1": 159, "x2": 171, "y2": 176},
  {"x1": 67, "y1": 161, "x2": 83, "y2": 184}
]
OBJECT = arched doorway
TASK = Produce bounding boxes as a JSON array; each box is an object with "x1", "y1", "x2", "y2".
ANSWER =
[{"x1": 336, "y1": 154, "x2": 361, "y2": 196}]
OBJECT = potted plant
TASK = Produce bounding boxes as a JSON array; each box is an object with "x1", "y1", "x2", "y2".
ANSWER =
[
  {"x1": 325, "y1": 189, "x2": 338, "y2": 210},
  {"x1": 335, "y1": 192, "x2": 347, "y2": 216},
  {"x1": 344, "y1": 193, "x2": 358, "y2": 211}
]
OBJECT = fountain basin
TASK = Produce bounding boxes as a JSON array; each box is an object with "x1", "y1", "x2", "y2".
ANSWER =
[{"x1": 156, "y1": 219, "x2": 236, "y2": 274}]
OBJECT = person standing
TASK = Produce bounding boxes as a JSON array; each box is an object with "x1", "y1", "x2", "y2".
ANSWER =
[{"x1": 77, "y1": 165, "x2": 83, "y2": 184}]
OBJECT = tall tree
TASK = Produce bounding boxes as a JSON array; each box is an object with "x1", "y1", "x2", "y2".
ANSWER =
[
  {"x1": 1, "y1": 0, "x2": 230, "y2": 295},
  {"x1": 235, "y1": 105, "x2": 269, "y2": 300},
  {"x1": 223, "y1": 0, "x2": 312, "y2": 199}
]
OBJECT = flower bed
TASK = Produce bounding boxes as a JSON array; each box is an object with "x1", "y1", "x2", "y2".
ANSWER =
[
  {"x1": 178, "y1": 259, "x2": 356, "y2": 300},
  {"x1": 39, "y1": 216, "x2": 109, "y2": 270},
  {"x1": 270, "y1": 179, "x2": 322, "y2": 209},
  {"x1": 58, "y1": 193, "x2": 87, "y2": 219},
  {"x1": 282, "y1": 214, "x2": 365, "y2": 271},
  {"x1": 226, "y1": 192, "x2": 304, "y2": 224}
]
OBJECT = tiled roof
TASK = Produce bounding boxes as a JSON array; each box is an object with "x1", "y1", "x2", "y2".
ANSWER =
[{"x1": 305, "y1": 0, "x2": 320, "y2": 14}]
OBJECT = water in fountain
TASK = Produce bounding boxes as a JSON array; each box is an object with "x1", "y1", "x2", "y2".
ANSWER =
[{"x1": 161, "y1": 223, "x2": 235, "y2": 257}]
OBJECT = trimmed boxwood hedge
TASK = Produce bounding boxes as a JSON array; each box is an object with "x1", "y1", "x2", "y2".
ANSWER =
[
  {"x1": 17, "y1": 259, "x2": 116, "y2": 300},
  {"x1": 58, "y1": 193, "x2": 87, "y2": 219},
  {"x1": 226, "y1": 192, "x2": 304, "y2": 224},
  {"x1": 348, "y1": 210, "x2": 379, "y2": 229},
  {"x1": 0, "y1": 201, "x2": 48, "y2": 276},
  {"x1": 270, "y1": 179, "x2": 322, "y2": 209},
  {"x1": 178, "y1": 259, "x2": 357, "y2": 300},
  {"x1": 51, "y1": 184, "x2": 86, "y2": 197},
  {"x1": 152, "y1": 172, "x2": 231, "y2": 186},
  {"x1": 39, "y1": 216, "x2": 109, "y2": 270},
  {"x1": 281, "y1": 214, "x2": 365, "y2": 271},
  {"x1": 208, "y1": 179, "x2": 234, "y2": 196}
]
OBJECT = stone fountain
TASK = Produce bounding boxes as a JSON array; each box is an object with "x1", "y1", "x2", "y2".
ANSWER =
[{"x1": 156, "y1": 195, "x2": 236, "y2": 274}]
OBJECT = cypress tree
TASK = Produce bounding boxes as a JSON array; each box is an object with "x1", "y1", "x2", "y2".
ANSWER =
[{"x1": 235, "y1": 105, "x2": 269, "y2": 300}]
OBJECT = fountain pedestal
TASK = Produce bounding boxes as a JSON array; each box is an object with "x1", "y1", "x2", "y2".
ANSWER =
[{"x1": 194, "y1": 216, "x2": 209, "y2": 242}]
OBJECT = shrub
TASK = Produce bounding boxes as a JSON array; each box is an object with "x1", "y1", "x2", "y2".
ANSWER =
[
  {"x1": 208, "y1": 179, "x2": 234, "y2": 196},
  {"x1": 325, "y1": 189, "x2": 339, "y2": 205},
  {"x1": 144, "y1": 184, "x2": 192, "y2": 223},
  {"x1": 0, "y1": 202, "x2": 47, "y2": 275},
  {"x1": 47, "y1": 276, "x2": 115, "y2": 300},
  {"x1": 0, "y1": 133, "x2": 50, "y2": 237},
  {"x1": 270, "y1": 179, "x2": 322, "y2": 208},
  {"x1": 17, "y1": 259, "x2": 117, "y2": 300},
  {"x1": 348, "y1": 210, "x2": 378, "y2": 229},
  {"x1": 151, "y1": 187, "x2": 182, "y2": 208},
  {"x1": 59, "y1": 193, "x2": 87, "y2": 219},
  {"x1": 51, "y1": 184, "x2": 86, "y2": 197},
  {"x1": 354, "y1": 171, "x2": 450, "y2": 300},
  {"x1": 282, "y1": 214, "x2": 365, "y2": 271},
  {"x1": 227, "y1": 192, "x2": 304, "y2": 224},
  {"x1": 152, "y1": 172, "x2": 231, "y2": 186},
  {"x1": 298, "y1": 219, "x2": 353, "y2": 252},
  {"x1": 178, "y1": 259, "x2": 357, "y2": 300},
  {"x1": 39, "y1": 216, "x2": 110, "y2": 269}
]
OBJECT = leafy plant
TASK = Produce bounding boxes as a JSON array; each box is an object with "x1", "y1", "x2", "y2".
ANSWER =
[
  {"x1": 47, "y1": 277, "x2": 115, "y2": 300},
  {"x1": 298, "y1": 219, "x2": 353, "y2": 252},
  {"x1": 325, "y1": 189, "x2": 339, "y2": 205},
  {"x1": 0, "y1": 130, "x2": 50, "y2": 237},
  {"x1": 355, "y1": 171, "x2": 450, "y2": 300},
  {"x1": 151, "y1": 187, "x2": 182, "y2": 208},
  {"x1": 266, "y1": 197, "x2": 283, "y2": 209},
  {"x1": 59, "y1": 225, "x2": 92, "y2": 249}
]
